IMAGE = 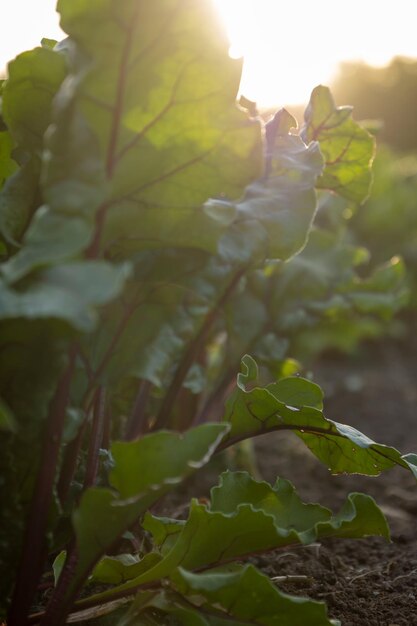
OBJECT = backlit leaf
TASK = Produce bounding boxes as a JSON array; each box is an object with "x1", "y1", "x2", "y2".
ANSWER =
[
  {"x1": 302, "y1": 86, "x2": 375, "y2": 203},
  {"x1": 46, "y1": 0, "x2": 263, "y2": 254},
  {"x1": 221, "y1": 355, "x2": 417, "y2": 479}
]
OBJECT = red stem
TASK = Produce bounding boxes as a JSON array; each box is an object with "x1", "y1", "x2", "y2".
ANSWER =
[{"x1": 7, "y1": 346, "x2": 77, "y2": 626}]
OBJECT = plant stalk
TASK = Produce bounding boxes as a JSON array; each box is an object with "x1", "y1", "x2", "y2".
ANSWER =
[{"x1": 7, "y1": 346, "x2": 77, "y2": 626}]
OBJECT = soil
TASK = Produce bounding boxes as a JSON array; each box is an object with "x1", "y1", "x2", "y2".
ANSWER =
[{"x1": 165, "y1": 339, "x2": 417, "y2": 626}]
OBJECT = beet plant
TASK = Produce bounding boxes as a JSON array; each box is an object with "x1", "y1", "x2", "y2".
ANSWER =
[{"x1": 0, "y1": 1, "x2": 416, "y2": 625}]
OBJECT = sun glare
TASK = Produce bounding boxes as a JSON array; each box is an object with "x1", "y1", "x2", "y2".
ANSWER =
[{"x1": 212, "y1": 0, "x2": 417, "y2": 108}]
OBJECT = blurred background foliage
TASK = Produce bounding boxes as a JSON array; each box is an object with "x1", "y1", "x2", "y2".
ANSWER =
[
  {"x1": 274, "y1": 56, "x2": 417, "y2": 349},
  {"x1": 332, "y1": 57, "x2": 417, "y2": 319}
]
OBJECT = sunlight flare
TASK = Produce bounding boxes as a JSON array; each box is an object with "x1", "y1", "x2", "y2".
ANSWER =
[{"x1": 212, "y1": 0, "x2": 417, "y2": 107}]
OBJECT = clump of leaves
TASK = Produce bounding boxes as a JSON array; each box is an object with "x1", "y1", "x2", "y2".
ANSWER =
[{"x1": 0, "y1": 1, "x2": 415, "y2": 625}]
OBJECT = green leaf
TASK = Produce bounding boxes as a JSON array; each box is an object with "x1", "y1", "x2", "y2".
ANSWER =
[
  {"x1": 172, "y1": 564, "x2": 338, "y2": 626},
  {"x1": 53, "y1": 550, "x2": 66, "y2": 586},
  {"x1": 302, "y1": 86, "x2": 375, "y2": 203},
  {"x1": 109, "y1": 425, "x2": 230, "y2": 500},
  {"x1": 46, "y1": 0, "x2": 263, "y2": 253},
  {"x1": 2, "y1": 46, "x2": 67, "y2": 153},
  {"x1": 0, "y1": 261, "x2": 131, "y2": 332},
  {"x1": 221, "y1": 355, "x2": 417, "y2": 479}
]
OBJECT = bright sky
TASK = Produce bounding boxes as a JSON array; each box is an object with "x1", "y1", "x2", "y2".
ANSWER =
[{"x1": 2, "y1": 0, "x2": 417, "y2": 107}]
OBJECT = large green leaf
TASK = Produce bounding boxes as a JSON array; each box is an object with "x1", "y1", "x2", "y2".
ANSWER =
[
  {"x1": 220, "y1": 355, "x2": 417, "y2": 479},
  {"x1": 302, "y1": 86, "x2": 375, "y2": 203},
  {"x1": 44, "y1": 0, "x2": 263, "y2": 253},
  {"x1": 82, "y1": 469, "x2": 388, "y2": 608},
  {"x1": 158, "y1": 480, "x2": 388, "y2": 574}
]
